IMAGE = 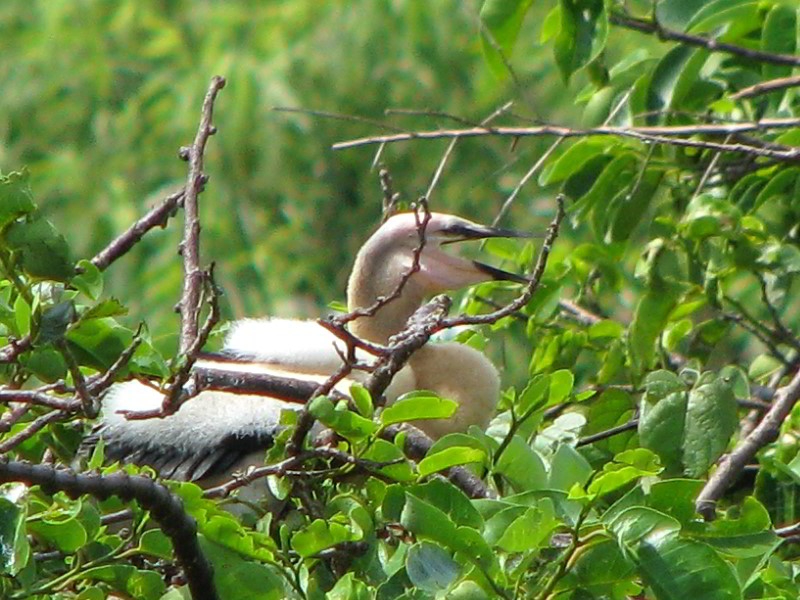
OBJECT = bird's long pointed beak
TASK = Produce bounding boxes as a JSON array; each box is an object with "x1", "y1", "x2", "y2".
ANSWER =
[
  {"x1": 418, "y1": 220, "x2": 535, "y2": 292},
  {"x1": 470, "y1": 260, "x2": 530, "y2": 284},
  {"x1": 439, "y1": 222, "x2": 536, "y2": 245}
]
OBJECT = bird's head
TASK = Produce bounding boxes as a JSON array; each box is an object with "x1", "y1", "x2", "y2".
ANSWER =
[{"x1": 348, "y1": 211, "x2": 532, "y2": 341}]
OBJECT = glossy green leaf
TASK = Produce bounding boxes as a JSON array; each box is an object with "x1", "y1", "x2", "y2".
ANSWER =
[
  {"x1": 3, "y1": 216, "x2": 74, "y2": 281},
  {"x1": 494, "y1": 435, "x2": 548, "y2": 491},
  {"x1": 548, "y1": 443, "x2": 592, "y2": 491},
  {"x1": 548, "y1": 369, "x2": 573, "y2": 405},
  {"x1": 362, "y1": 439, "x2": 415, "y2": 482},
  {"x1": 629, "y1": 288, "x2": 677, "y2": 372},
  {"x1": 381, "y1": 391, "x2": 457, "y2": 426},
  {"x1": 405, "y1": 541, "x2": 460, "y2": 592},
  {"x1": 290, "y1": 518, "x2": 356, "y2": 558},
  {"x1": 761, "y1": 5, "x2": 796, "y2": 82},
  {"x1": 495, "y1": 499, "x2": 557, "y2": 552},
  {"x1": 199, "y1": 537, "x2": 284, "y2": 600},
  {"x1": 572, "y1": 152, "x2": 637, "y2": 221},
  {"x1": 639, "y1": 391, "x2": 688, "y2": 474},
  {"x1": 418, "y1": 446, "x2": 486, "y2": 477},
  {"x1": 407, "y1": 479, "x2": 484, "y2": 530},
  {"x1": 553, "y1": 0, "x2": 609, "y2": 82},
  {"x1": 138, "y1": 529, "x2": 173, "y2": 559},
  {"x1": 36, "y1": 301, "x2": 75, "y2": 344},
  {"x1": 72, "y1": 260, "x2": 104, "y2": 301},
  {"x1": 350, "y1": 383, "x2": 373, "y2": 418},
  {"x1": 682, "y1": 373, "x2": 738, "y2": 478},
  {"x1": 309, "y1": 397, "x2": 379, "y2": 440},
  {"x1": 27, "y1": 514, "x2": 87, "y2": 553},
  {"x1": 327, "y1": 572, "x2": 372, "y2": 600},
  {"x1": 539, "y1": 138, "x2": 613, "y2": 186},
  {"x1": 0, "y1": 494, "x2": 30, "y2": 576}
]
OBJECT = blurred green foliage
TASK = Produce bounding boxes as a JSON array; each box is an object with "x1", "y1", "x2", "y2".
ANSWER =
[
  {"x1": 0, "y1": 0, "x2": 567, "y2": 352},
  {"x1": 2, "y1": 0, "x2": 800, "y2": 599}
]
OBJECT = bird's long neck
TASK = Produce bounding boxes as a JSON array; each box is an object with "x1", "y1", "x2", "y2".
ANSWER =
[{"x1": 347, "y1": 248, "x2": 425, "y2": 344}]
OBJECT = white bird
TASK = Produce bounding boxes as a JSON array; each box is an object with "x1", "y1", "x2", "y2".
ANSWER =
[{"x1": 90, "y1": 212, "x2": 529, "y2": 486}]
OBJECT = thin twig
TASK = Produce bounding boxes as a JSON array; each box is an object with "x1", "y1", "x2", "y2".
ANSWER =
[
  {"x1": 731, "y1": 74, "x2": 800, "y2": 100},
  {"x1": 332, "y1": 119, "x2": 800, "y2": 162},
  {"x1": 576, "y1": 420, "x2": 639, "y2": 447},
  {"x1": 0, "y1": 390, "x2": 79, "y2": 412},
  {"x1": 610, "y1": 12, "x2": 800, "y2": 67},
  {"x1": 696, "y1": 368, "x2": 800, "y2": 519},
  {"x1": 178, "y1": 75, "x2": 225, "y2": 354},
  {"x1": 90, "y1": 190, "x2": 185, "y2": 271},
  {"x1": 425, "y1": 101, "x2": 513, "y2": 202},
  {"x1": 0, "y1": 410, "x2": 69, "y2": 453}
]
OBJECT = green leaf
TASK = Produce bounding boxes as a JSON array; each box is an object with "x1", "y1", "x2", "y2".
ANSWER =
[
  {"x1": 682, "y1": 373, "x2": 738, "y2": 478},
  {"x1": 648, "y1": 479, "x2": 705, "y2": 525},
  {"x1": 629, "y1": 287, "x2": 677, "y2": 372},
  {"x1": 549, "y1": 369, "x2": 573, "y2": 405},
  {"x1": 20, "y1": 345, "x2": 68, "y2": 382},
  {"x1": 587, "y1": 320, "x2": 623, "y2": 342},
  {"x1": 495, "y1": 435, "x2": 548, "y2": 491},
  {"x1": 639, "y1": 390, "x2": 688, "y2": 474},
  {"x1": 495, "y1": 499, "x2": 558, "y2": 552},
  {"x1": 27, "y1": 513, "x2": 87, "y2": 553},
  {"x1": 539, "y1": 138, "x2": 614, "y2": 186},
  {"x1": 405, "y1": 541, "x2": 460, "y2": 592},
  {"x1": 608, "y1": 169, "x2": 664, "y2": 242},
  {"x1": 682, "y1": 194, "x2": 741, "y2": 239},
  {"x1": 72, "y1": 260, "x2": 104, "y2": 301},
  {"x1": 761, "y1": 5, "x2": 796, "y2": 83},
  {"x1": 327, "y1": 572, "x2": 372, "y2": 600},
  {"x1": 553, "y1": 0, "x2": 609, "y2": 83},
  {"x1": 308, "y1": 397, "x2": 379, "y2": 441},
  {"x1": 548, "y1": 443, "x2": 592, "y2": 491},
  {"x1": 36, "y1": 300, "x2": 75, "y2": 344},
  {"x1": 3, "y1": 216, "x2": 74, "y2": 281},
  {"x1": 418, "y1": 446, "x2": 486, "y2": 477},
  {"x1": 290, "y1": 518, "x2": 356, "y2": 558},
  {"x1": 82, "y1": 298, "x2": 128, "y2": 320},
  {"x1": 381, "y1": 391, "x2": 457, "y2": 426},
  {"x1": 516, "y1": 374, "x2": 549, "y2": 416},
  {"x1": 572, "y1": 152, "x2": 638, "y2": 221},
  {"x1": 361, "y1": 439, "x2": 415, "y2": 482},
  {"x1": 583, "y1": 388, "x2": 636, "y2": 455},
  {"x1": 138, "y1": 529, "x2": 173, "y2": 559},
  {"x1": 199, "y1": 537, "x2": 284, "y2": 600},
  {"x1": 66, "y1": 317, "x2": 134, "y2": 369},
  {"x1": 14, "y1": 293, "x2": 31, "y2": 337},
  {"x1": 0, "y1": 170, "x2": 36, "y2": 229},
  {"x1": 752, "y1": 168, "x2": 800, "y2": 213},
  {"x1": 0, "y1": 493, "x2": 30, "y2": 576},
  {"x1": 587, "y1": 449, "x2": 662, "y2": 496},
  {"x1": 639, "y1": 535, "x2": 741, "y2": 600},
  {"x1": 688, "y1": 497, "x2": 778, "y2": 559},
  {"x1": 350, "y1": 383, "x2": 373, "y2": 418},
  {"x1": 407, "y1": 479, "x2": 484, "y2": 530},
  {"x1": 479, "y1": 0, "x2": 535, "y2": 78},
  {"x1": 656, "y1": 0, "x2": 713, "y2": 30}
]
